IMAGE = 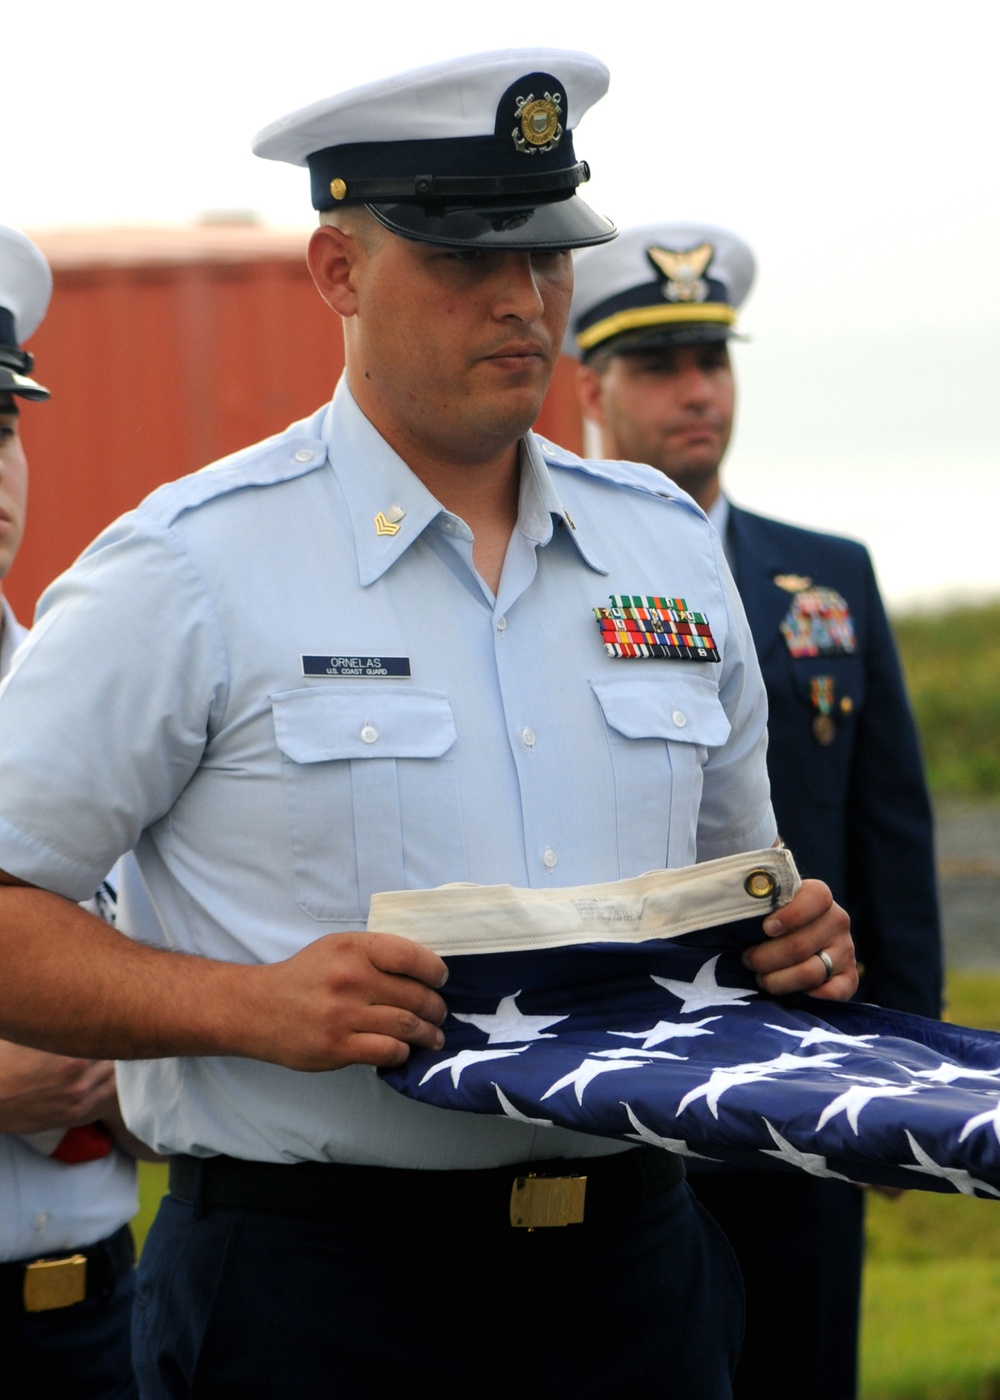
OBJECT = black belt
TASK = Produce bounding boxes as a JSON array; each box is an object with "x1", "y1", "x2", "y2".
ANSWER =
[
  {"x1": 0, "y1": 1223, "x2": 134, "y2": 1314},
  {"x1": 170, "y1": 1146, "x2": 684, "y2": 1231}
]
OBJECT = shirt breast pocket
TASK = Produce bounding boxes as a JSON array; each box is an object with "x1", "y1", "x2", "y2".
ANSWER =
[
  {"x1": 590, "y1": 674, "x2": 731, "y2": 871},
  {"x1": 271, "y1": 686, "x2": 461, "y2": 922}
]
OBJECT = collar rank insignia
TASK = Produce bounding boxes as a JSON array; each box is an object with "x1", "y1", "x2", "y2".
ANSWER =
[
  {"x1": 512, "y1": 90, "x2": 563, "y2": 155},
  {"x1": 595, "y1": 595, "x2": 720, "y2": 661},
  {"x1": 647, "y1": 243, "x2": 714, "y2": 304},
  {"x1": 374, "y1": 504, "x2": 406, "y2": 537},
  {"x1": 780, "y1": 587, "x2": 857, "y2": 658}
]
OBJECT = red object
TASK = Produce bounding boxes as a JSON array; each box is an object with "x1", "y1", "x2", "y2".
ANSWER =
[{"x1": 50, "y1": 1123, "x2": 114, "y2": 1164}]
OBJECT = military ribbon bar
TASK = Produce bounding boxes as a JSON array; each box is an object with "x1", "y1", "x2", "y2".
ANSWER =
[{"x1": 596, "y1": 596, "x2": 720, "y2": 662}]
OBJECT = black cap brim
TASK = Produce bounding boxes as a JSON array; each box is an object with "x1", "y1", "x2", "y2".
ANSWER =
[
  {"x1": 368, "y1": 192, "x2": 615, "y2": 250},
  {"x1": 0, "y1": 366, "x2": 49, "y2": 401}
]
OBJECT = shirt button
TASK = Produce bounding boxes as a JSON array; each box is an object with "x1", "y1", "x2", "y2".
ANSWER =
[
  {"x1": 360, "y1": 724, "x2": 379, "y2": 744},
  {"x1": 497, "y1": 616, "x2": 507, "y2": 633},
  {"x1": 672, "y1": 709, "x2": 687, "y2": 728},
  {"x1": 441, "y1": 518, "x2": 456, "y2": 535},
  {"x1": 542, "y1": 847, "x2": 557, "y2": 870},
  {"x1": 293, "y1": 448, "x2": 314, "y2": 463},
  {"x1": 34, "y1": 1211, "x2": 50, "y2": 1233},
  {"x1": 521, "y1": 727, "x2": 535, "y2": 748}
]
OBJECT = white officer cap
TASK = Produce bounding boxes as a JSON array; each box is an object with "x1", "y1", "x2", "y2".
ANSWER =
[
  {"x1": 0, "y1": 226, "x2": 52, "y2": 401},
  {"x1": 566, "y1": 223, "x2": 755, "y2": 360},
  {"x1": 253, "y1": 50, "x2": 616, "y2": 251}
]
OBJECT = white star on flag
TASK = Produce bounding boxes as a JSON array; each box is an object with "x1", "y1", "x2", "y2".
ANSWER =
[
  {"x1": 652, "y1": 955, "x2": 757, "y2": 1014},
  {"x1": 611, "y1": 1016, "x2": 721, "y2": 1049},
  {"x1": 767, "y1": 1024, "x2": 881, "y2": 1049},
  {"x1": 816, "y1": 1081, "x2": 920, "y2": 1133},
  {"x1": 541, "y1": 1056, "x2": 651, "y2": 1105},
  {"x1": 758, "y1": 1119, "x2": 851, "y2": 1180},
  {"x1": 958, "y1": 1095, "x2": 1000, "y2": 1146},
  {"x1": 493, "y1": 1084, "x2": 555, "y2": 1127},
  {"x1": 453, "y1": 993, "x2": 567, "y2": 1044},
  {"x1": 901, "y1": 1131, "x2": 1000, "y2": 1197},
  {"x1": 418, "y1": 1046, "x2": 527, "y2": 1089},
  {"x1": 898, "y1": 1061, "x2": 1000, "y2": 1086},
  {"x1": 678, "y1": 1051, "x2": 846, "y2": 1119},
  {"x1": 622, "y1": 1103, "x2": 720, "y2": 1160}
]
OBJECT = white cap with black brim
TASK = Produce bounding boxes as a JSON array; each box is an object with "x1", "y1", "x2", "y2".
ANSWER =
[
  {"x1": 253, "y1": 49, "x2": 616, "y2": 251},
  {"x1": 0, "y1": 226, "x2": 52, "y2": 402},
  {"x1": 566, "y1": 223, "x2": 756, "y2": 361}
]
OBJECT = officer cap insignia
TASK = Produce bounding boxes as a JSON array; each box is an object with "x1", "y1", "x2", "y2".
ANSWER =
[
  {"x1": 566, "y1": 223, "x2": 754, "y2": 360},
  {"x1": 512, "y1": 90, "x2": 563, "y2": 154},
  {"x1": 647, "y1": 243, "x2": 714, "y2": 304}
]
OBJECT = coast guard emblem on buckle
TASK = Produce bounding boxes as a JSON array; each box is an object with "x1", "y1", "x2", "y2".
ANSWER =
[
  {"x1": 512, "y1": 92, "x2": 563, "y2": 154},
  {"x1": 647, "y1": 244, "x2": 714, "y2": 304}
]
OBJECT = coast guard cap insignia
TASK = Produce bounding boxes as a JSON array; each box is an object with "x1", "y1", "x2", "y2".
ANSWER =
[
  {"x1": 512, "y1": 90, "x2": 563, "y2": 154},
  {"x1": 647, "y1": 243, "x2": 714, "y2": 304}
]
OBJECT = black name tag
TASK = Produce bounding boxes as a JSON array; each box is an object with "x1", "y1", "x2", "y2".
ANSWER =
[{"x1": 302, "y1": 655, "x2": 412, "y2": 679}]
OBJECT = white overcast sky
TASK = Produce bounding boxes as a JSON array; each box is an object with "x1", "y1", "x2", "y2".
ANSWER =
[{"x1": 7, "y1": 0, "x2": 998, "y2": 608}]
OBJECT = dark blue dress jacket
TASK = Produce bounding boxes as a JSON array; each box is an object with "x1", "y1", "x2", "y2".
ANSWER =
[{"x1": 726, "y1": 503, "x2": 942, "y2": 1018}]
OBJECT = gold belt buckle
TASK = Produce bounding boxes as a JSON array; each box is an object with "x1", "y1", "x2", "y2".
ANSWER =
[
  {"x1": 23, "y1": 1254, "x2": 87, "y2": 1312},
  {"x1": 509, "y1": 1173, "x2": 587, "y2": 1229}
]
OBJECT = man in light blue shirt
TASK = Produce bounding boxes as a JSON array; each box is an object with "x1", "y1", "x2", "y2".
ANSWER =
[
  {"x1": 0, "y1": 53, "x2": 855, "y2": 1397},
  {"x1": 0, "y1": 224, "x2": 138, "y2": 1398}
]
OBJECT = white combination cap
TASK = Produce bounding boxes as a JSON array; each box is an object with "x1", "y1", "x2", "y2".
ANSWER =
[
  {"x1": 0, "y1": 226, "x2": 52, "y2": 401},
  {"x1": 566, "y1": 223, "x2": 755, "y2": 360},
  {"x1": 254, "y1": 49, "x2": 616, "y2": 251}
]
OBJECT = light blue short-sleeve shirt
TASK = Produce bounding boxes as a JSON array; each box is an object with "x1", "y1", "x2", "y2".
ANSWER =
[
  {"x1": 0, "y1": 602, "x2": 137, "y2": 1260},
  {"x1": 0, "y1": 380, "x2": 774, "y2": 1168}
]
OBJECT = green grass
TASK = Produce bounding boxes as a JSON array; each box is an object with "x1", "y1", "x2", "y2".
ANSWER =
[
  {"x1": 860, "y1": 972, "x2": 1000, "y2": 1398},
  {"x1": 893, "y1": 602, "x2": 1000, "y2": 799},
  {"x1": 862, "y1": 1259, "x2": 1000, "y2": 1400},
  {"x1": 134, "y1": 1160, "x2": 168, "y2": 1253}
]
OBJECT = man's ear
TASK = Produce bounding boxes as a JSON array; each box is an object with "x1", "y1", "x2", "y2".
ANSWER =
[
  {"x1": 576, "y1": 361, "x2": 606, "y2": 426},
  {"x1": 308, "y1": 224, "x2": 362, "y2": 318}
]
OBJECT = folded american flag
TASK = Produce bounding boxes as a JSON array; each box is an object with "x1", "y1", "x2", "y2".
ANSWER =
[{"x1": 377, "y1": 853, "x2": 1000, "y2": 1198}]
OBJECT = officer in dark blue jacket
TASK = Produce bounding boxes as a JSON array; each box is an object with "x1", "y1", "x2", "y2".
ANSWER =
[{"x1": 569, "y1": 222, "x2": 942, "y2": 1400}]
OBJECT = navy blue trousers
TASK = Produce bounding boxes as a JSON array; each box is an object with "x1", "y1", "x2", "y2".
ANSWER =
[
  {"x1": 134, "y1": 1181, "x2": 744, "y2": 1398},
  {"x1": 690, "y1": 1171, "x2": 865, "y2": 1400},
  {"x1": 1, "y1": 1265, "x2": 137, "y2": 1398}
]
